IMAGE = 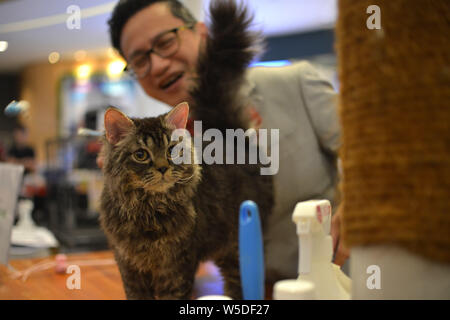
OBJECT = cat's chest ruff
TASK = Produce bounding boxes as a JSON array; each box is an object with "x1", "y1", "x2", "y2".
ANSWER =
[{"x1": 122, "y1": 235, "x2": 192, "y2": 273}]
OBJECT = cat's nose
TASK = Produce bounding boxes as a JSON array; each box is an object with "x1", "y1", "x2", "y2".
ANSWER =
[{"x1": 157, "y1": 166, "x2": 168, "y2": 174}]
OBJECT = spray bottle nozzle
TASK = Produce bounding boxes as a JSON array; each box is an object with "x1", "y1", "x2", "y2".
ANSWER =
[{"x1": 293, "y1": 200, "x2": 331, "y2": 234}]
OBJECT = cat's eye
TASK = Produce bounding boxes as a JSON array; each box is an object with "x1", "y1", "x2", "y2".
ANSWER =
[{"x1": 133, "y1": 149, "x2": 150, "y2": 162}]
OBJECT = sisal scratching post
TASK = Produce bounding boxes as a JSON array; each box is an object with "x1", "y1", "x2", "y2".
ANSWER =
[{"x1": 336, "y1": 0, "x2": 450, "y2": 266}]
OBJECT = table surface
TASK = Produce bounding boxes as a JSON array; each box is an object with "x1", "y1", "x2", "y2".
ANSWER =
[{"x1": 0, "y1": 250, "x2": 232, "y2": 300}]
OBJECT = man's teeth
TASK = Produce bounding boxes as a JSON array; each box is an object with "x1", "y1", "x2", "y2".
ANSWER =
[{"x1": 162, "y1": 74, "x2": 182, "y2": 89}]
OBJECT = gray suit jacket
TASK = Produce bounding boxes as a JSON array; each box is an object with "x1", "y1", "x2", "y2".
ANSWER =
[{"x1": 245, "y1": 61, "x2": 341, "y2": 282}]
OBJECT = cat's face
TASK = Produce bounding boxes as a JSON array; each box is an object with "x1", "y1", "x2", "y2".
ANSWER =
[{"x1": 104, "y1": 102, "x2": 199, "y2": 193}]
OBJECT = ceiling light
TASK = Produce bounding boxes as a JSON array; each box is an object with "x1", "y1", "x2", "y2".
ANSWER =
[
  {"x1": 76, "y1": 64, "x2": 92, "y2": 80},
  {"x1": 107, "y1": 59, "x2": 126, "y2": 79},
  {"x1": 48, "y1": 51, "x2": 60, "y2": 64},
  {"x1": 0, "y1": 41, "x2": 8, "y2": 52}
]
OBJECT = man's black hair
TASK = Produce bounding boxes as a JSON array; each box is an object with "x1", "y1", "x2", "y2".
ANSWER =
[{"x1": 108, "y1": 0, "x2": 197, "y2": 56}]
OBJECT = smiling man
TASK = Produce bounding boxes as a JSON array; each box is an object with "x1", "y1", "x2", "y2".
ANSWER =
[
  {"x1": 107, "y1": 0, "x2": 348, "y2": 286},
  {"x1": 111, "y1": 1, "x2": 207, "y2": 107}
]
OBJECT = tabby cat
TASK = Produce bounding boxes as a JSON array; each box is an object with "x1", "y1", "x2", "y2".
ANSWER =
[{"x1": 99, "y1": 0, "x2": 273, "y2": 299}]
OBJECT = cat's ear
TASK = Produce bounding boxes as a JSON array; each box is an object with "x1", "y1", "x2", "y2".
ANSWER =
[
  {"x1": 104, "y1": 107, "x2": 134, "y2": 145},
  {"x1": 165, "y1": 102, "x2": 189, "y2": 130}
]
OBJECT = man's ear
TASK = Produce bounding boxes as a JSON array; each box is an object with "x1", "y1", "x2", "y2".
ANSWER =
[
  {"x1": 104, "y1": 108, "x2": 134, "y2": 145},
  {"x1": 165, "y1": 102, "x2": 189, "y2": 129},
  {"x1": 195, "y1": 21, "x2": 208, "y2": 40}
]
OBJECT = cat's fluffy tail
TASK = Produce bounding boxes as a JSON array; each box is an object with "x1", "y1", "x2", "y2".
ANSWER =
[{"x1": 190, "y1": 0, "x2": 263, "y2": 131}]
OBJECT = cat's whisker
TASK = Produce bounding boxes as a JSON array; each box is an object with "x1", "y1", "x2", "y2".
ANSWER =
[
  {"x1": 175, "y1": 173, "x2": 195, "y2": 184},
  {"x1": 142, "y1": 176, "x2": 156, "y2": 185},
  {"x1": 179, "y1": 171, "x2": 195, "y2": 179}
]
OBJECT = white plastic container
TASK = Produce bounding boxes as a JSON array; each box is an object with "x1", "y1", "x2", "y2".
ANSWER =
[
  {"x1": 274, "y1": 200, "x2": 351, "y2": 300},
  {"x1": 273, "y1": 280, "x2": 316, "y2": 300}
]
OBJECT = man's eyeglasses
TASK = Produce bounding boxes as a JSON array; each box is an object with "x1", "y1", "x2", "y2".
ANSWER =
[{"x1": 124, "y1": 24, "x2": 194, "y2": 79}]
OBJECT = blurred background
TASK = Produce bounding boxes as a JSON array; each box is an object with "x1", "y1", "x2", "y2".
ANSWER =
[{"x1": 0, "y1": 0, "x2": 337, "y2": 257}]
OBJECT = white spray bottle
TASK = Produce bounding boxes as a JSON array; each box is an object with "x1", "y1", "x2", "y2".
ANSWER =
[{"x1": 273, "y1": 200, "x2": 351, "y2": 300}]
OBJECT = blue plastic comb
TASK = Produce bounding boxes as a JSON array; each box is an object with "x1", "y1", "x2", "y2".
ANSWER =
[{"x1": 239, "y1": 200, "x2": 264, "y2": 300}]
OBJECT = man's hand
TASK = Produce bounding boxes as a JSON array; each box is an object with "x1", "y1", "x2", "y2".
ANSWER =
[
  {"x1": 96, "y1": 154, "x2": 104, "y2": 169},
  {"x1": 331, "y1": 205, "x2": 350, "y2": 266}
]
